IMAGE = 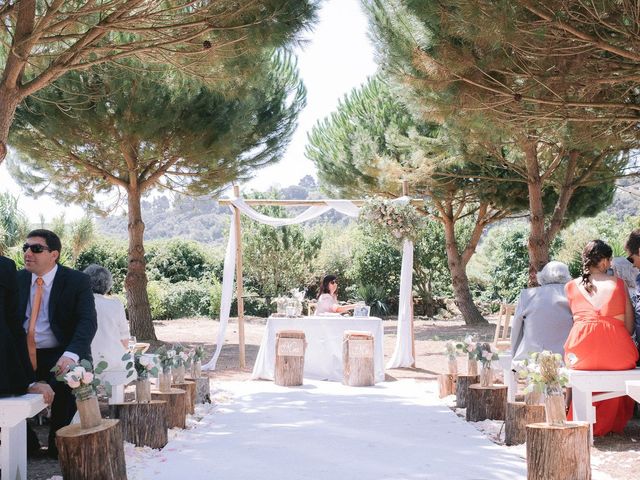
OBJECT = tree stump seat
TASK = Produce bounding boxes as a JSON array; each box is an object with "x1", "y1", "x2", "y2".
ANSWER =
[
  {"x1": 456, "y1": 375, "x2": 479, "y2": 408},
  {"x1": 275, "y1": 330, "x2": 306, "y2": 386},
  {"x1": 505, "y1": 401, "x2": 546, "y2": 446},
  {"x1": 526, "y1": 422, "x2": 590, "y2": 480},
  {"x1": 343, "y1": 330, "x2": 375, "y2": 387},
  {"x1": 56, "y1": 419, "x2": 126, "y2": 480},
  {"x1": 172, "y1": 380, "x2": 196, "y2": 414},
  {"x1": 466, "y1": 384, "x2": 508, "y2": 421},
  {"x1": 109, "y1": 400, "x2": 168, "y2": 449},
  {"x1": 188, "y1": 376, "x2": 212, "y2": 404},
  {"x1": 151, "y1": 388, "x2": 187, "y2": 429}
]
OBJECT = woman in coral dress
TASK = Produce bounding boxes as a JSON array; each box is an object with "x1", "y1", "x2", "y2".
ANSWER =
[{"x1": 564, "y1": 240, "x2": 639, "y2": 436}]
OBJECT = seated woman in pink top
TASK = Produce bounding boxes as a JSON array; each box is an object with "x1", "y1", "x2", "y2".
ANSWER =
[{"x1": 316, "y1": 275, "x2": 357, "y2": 314}]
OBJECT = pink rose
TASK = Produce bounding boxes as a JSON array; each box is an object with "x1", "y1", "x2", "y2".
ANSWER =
[{"x1": 82, "y1": 371, "x2": 94, "y2": 384}]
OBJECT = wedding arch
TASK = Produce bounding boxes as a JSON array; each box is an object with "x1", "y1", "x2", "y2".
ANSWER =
[{"x1": 202, "y1": 185, "x2": 420, "y2": 372}]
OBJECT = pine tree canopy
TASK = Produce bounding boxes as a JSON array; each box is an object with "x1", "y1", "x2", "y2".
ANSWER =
[
  {"x1": 365, "y1": 0, "x2": 639, "y2": 140},
  {"x1": 8, "y1": 52, "x2": 306, "y2": 208}
]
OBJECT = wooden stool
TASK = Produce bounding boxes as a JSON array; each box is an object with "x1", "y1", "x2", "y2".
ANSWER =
[
  {"x1": 56, "y1": 419, "x2": 126, "y2": 480},
  {"x1": 188, "y1": 376, "x2": 212, "y2": 404},
  {"x1": 109, "y1": 400, "x2": 168, "y2": 449},
  {"x1": 526, "y1": 422, "x2": 590, "y2": 480},
  {"x1": 151, "y1": 388, "x2": 187, "y2": 429},
  {"x1": 172, "y1": 380, "x2": 196, "y2": 414},
  {"x1": 343, "y1": 331, "x2": 375, "y2": 387},
  {"x1": 455, "y1": 375, "x2": 479, "y2": 408},
  {"x1": 466, "y1": 384, "x2": 508, "y2": 421},
  {"x1": 275, "y1": 330, "x2": 306, "y2": 386},
  {"x1": 438, "y1": 374, "x2": 457, "y2": 398},
  {"x1": 505, "y1": 401, "x2": 546, "y2": 446}
]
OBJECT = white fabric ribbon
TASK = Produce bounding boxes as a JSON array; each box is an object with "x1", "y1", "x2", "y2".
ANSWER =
[{"x1": 202, "y1": 196, "x2": 415, "y2": 370}]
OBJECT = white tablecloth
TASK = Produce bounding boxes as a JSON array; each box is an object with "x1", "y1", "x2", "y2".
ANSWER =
[{"x1": 251, "y1": 316, "x2": 385, "y2": 382}]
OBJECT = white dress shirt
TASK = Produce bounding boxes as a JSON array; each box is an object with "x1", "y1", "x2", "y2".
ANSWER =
[{"x1": 23, "y1": 264, "x2": 78, "y2": 362}]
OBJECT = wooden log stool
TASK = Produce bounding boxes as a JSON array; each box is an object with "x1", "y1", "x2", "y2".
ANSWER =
[
  {"x1": 505, "y1": 401, "x2": 546, "y2": 446},
  {"x1": 56, "y1": 419, "x2": 126, "y2": 480},
  {"x1": 342, "y1": 331, "x2": 375, "y2": 387},
  {"x1": 455, "y1": 375, "x2": 479, "y2": 408},
  {"x1": 151, "y1": 388, "x2": 187, "y2": 429},
  {"x1": 274, "y1": 330, "x2": 306, "y2": 387},
  {"x1": 172, "y1": 380, "x2": 196, "y2": 414},
  {"x1": 466, "y1": 384, "x2": 508, "y2": 421},
  {"x1": 188, "y1": 376, "x2": 211, "y2": 404},
  {"x1": 109, "y1": 400, "x2": 168, "y2": 449},
  {"x1": 438, "y1": 374, "x2": 457, "y2": 398},
  {"x1": 526, "y1": 422, "x2": 590, "y2": 480}
]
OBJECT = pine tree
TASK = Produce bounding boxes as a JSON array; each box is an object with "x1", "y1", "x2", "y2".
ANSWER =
[
  {"x1": 0, "y1": 0, "x2": 319, "y2": 162},
  {"x1": 364, "y1": 0, "x2": 632, "y2": 282},
  {"x1": 9, "y1": 54, "x2": 306, "y2": 339}
]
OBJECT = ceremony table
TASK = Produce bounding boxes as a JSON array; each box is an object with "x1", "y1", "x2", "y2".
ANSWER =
[{"x1": 251, "y1": 315, "x2": 385, "y2": 383}]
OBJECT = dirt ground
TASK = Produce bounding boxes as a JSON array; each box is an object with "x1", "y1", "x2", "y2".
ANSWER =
[{"x1": 27, "y1": 315, "x2": 640, "y2": 479}]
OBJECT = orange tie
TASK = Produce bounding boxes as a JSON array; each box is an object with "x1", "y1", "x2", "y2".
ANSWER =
[{"x1": 27, "y1": 277, "x2": 44, "y2": 370}]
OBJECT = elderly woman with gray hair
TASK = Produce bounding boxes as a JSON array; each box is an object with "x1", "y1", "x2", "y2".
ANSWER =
[
  {"x1": 83, "y1": 264, "x2": 130, "y2": 375},
  {"x1": 510, "y1": 261, "x2": 574, "y2": 362}
]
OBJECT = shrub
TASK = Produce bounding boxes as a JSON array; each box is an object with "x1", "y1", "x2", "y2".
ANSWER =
[
  {"x1": 76, "y1": 240, "x2": 128, "y2": 293},
  {"x1": 147, "y1": 239, "x2": 213, "y2": 283},
  {"x1": 161, "y1": 281, "x2": 212, "y2": 319}
]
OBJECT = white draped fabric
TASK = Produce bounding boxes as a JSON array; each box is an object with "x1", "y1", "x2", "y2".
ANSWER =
[{"x1": 202, "y1": 197, "x2": 415, "y2": 370}]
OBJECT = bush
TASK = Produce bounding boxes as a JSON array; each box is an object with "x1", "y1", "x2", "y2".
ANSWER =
[
  {"x1": 147, "y1": 239, "x2": 214, "y2": 283},
  {"x1": 76, "y1": 240, "x2": 128, "y2": 293},
  {"x1": 209, "y1": 279, "x2": 222, "y2": 318},
  {"x1": 161, "y1": 281, "x2": 212, "y2": 319},
  {"x1": 147, "y1": 281, "x2": 168, "y2": 320}
]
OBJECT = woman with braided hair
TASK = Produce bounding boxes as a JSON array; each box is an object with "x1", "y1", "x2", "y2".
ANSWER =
[{"x1": 564, "y1": 239, "x2": 638, "y2": 436}]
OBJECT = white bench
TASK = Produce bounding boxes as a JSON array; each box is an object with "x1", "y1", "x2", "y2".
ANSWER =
[
  {"x1": 99, "y1": 369, "x2": 136, "y2": 404},
  {"x1": 567, "y1": 368, "x2": 640, "y2": 444},
  {"x1": 0, "y1": 394, "x2": 46, "y2": 480}
]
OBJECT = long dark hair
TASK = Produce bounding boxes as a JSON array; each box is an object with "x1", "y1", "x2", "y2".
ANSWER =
[
  {"x1": 318, "y1": 275, "x2": 337, "y2": 299},
  {"x1": 581, "y1": 239, "x2": 613, "y2": 293}
]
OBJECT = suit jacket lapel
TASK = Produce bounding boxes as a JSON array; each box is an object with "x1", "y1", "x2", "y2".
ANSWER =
[{"x1": 49, "y1": 265, "x2": 66, "y2": 324}]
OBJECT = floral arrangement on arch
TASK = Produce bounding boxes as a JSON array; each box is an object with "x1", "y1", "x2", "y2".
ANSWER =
[
  {"x1": 359, "y1": 197, "x2": 422, "y2": 242},
  {"x1": 122, "y1": 352, "x2": 159, "y2": 380},
  {"x1": 54, "y1": 359, "x2": 108, "y2": 400},
  {"x1": 517, "y1": 351, "x2": 569, "y2": 394}
]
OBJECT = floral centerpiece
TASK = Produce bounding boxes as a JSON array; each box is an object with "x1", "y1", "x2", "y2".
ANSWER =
[
  {"x1": 123, "y1": 352, "x2": 158, "y2": 402},
  {"x1": 518, "y1": 351, "x2": 568, "y2": 425},
  {"x1": 172, "y1": 344, "x2": 189, "y2": 383},
  {"x1": 54, "y1": 359, "x2": 107, "y2": 429},
  {"x1": 288, "y1": 288, "x2": 305, "y2": 316},
  {"x1": 476, "y1": 342, "x2": 499, "y2": 387},
  {"x1": 191, "y1": 346, "x2": 205, "y2": 378},
  {"x1": 444, "y1": 341, "x2": 458, "y2": 375},
  {"x1": 456, "y1": 335, "x2": 480, "y2": 376},
  {"x1": 359, "y1": 197, "x2": 422, "y2": 243},
  {"x1": 155, "y1": 346, "x2": 175, "y2": 392}
]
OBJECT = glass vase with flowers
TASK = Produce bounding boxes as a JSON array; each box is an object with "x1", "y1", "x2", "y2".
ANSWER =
[{"x1": 54, "y1": 360, "x2": 107, "y2": 429}]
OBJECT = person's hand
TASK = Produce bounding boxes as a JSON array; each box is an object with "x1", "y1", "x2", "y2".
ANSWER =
[
  {"x1": 54, "y1": 355, "x2": 76, "y2": 374},
  {"x1": 28, "y1": 382, "x2": 55, "y2": 405}
]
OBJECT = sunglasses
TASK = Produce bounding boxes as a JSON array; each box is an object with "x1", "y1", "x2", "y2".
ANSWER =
[
  {"x1": 330, "y1": 280, "x2": 338, "y2": 285},
  {"x1": 22, "y1": 243, "x2": 52, "y2": 254}
]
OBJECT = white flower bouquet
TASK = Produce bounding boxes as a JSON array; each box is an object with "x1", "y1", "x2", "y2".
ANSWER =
[{"x1": 54, "y1": 359, "x2": 108, "y2": 401}]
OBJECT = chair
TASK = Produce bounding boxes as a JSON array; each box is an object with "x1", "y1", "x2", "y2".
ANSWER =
[{"x1": 493, "y1": 302, "x2": 515, "y2": 351}]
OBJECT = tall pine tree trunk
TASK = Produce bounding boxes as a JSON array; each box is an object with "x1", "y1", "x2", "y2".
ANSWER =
[
  {"x1": 442, "y1": 218, "x2": 487, "y2": 325},
  {"x1": 125, "y1": 188, "x2": 156, "y2": 340},
  {"x1": 0, "y1": 78, "x2": 24, "y2": 163},
  {"x1": 524, "y1": 139, "x2": 550, "y2": 286}
]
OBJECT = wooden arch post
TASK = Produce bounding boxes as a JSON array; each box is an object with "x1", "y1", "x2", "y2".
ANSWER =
[{"x1": 233, "y1": 185, "x2": 246, "y2": 369}]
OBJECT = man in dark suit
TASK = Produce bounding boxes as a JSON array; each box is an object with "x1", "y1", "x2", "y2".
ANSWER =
[
  {"x1": 0, "y1": 255, "x2": 53, "y2": 402},
  {"x1": 18, "y1": 230, "x2": 97, "y2": 457}
]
